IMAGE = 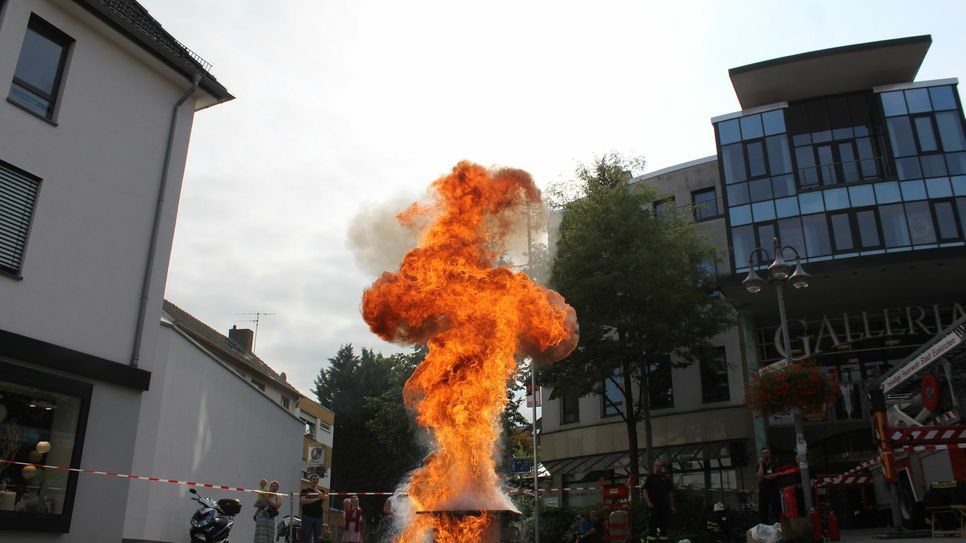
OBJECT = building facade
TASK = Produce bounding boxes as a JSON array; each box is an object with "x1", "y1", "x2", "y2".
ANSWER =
[
  {"x1": 540, "y1": 35, "x2": 966, "y2": 513},
  {"x1": 0, "y1": 0, "x2": 230, "y2": 539},
  {"x1": 298, "y1": 395, "x2": 335, "y2": 492}
]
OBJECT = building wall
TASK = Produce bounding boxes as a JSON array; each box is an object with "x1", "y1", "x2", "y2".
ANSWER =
[
  {"x1": 0, "y1": 0, "x2": 196, "y2": 365},
  {"x1": 0, "y1": 1, "x2": 218, "y2": 540},
  {"x1": 122, "y1": 322, "x2": 304, "y2": 543}
]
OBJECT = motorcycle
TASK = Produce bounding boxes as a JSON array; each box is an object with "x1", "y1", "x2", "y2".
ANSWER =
[
  {"x1": 275, "y1": 513, "x2": 301, "y2": 542},
  {"x1": 187, "y1": 487, "x2": 242, "y2": 543}
]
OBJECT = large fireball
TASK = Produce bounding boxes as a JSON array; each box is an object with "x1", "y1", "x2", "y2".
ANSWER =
[{"x1": 362, "y1": 161, "x2": 578, "y2": 542}]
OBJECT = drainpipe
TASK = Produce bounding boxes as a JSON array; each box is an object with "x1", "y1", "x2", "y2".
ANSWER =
[{"x1": 130, "y1": 73, "x2": 202, "y2": 367}]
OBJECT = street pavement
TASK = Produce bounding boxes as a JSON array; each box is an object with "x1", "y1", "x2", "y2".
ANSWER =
[{"x1": 840, "y1": 528, "x2": 952, "y2": 543}]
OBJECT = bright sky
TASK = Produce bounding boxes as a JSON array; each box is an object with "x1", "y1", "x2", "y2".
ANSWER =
[{"x1": 149, "y1": 0, "x2": 966, "y2": 397}]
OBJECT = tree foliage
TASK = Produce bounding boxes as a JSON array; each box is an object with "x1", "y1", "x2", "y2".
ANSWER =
[
  {"x1": 545, "y1": 153, "x2": 735, "y2": 494},
  {"x1": 313, "y1": 344, "x2": 426, "y2": 515}
]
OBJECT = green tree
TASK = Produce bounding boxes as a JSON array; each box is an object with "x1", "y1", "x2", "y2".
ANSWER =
[
  {"x1": 546, "y1": 153, "x2": 735, "y2": 498},
  {"x1": 313, "y1": 344, "x2": 422, "y2": 515}
]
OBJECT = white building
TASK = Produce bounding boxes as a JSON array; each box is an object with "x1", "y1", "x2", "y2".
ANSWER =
[
  {"x1": 121, "y1": 302, "x2": 304, "y2": 543},
  {"x1": 0, "y1": 0, "x2": 231, "y2": 540}
]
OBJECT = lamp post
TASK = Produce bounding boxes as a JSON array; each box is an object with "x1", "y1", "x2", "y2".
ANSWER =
[{"x1": 741, "y1": 237, "x2": 814, "y2": 513}]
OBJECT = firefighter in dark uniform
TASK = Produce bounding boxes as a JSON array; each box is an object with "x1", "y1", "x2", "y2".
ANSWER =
[{"x1": 643, "y1": 458, "x2": 675, "y2": 542}]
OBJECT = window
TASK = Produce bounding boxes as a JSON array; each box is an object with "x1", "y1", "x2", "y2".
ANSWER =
[
  {"x1": 647, "y1": 357, "x2": 673, "y2": 409},
  {"x1": 701, "y1": 347, "x2": 730, "y2": 403},
  {"x1": 0, "y1": 362, "x2": 92, "y2": 532},
  {"x1": 9, "y1": 15, "x2": 73, "y2": 120},
  {"x1": 282, "y1": 397, "x2": 290, "y2": 409},
  {"x1": 0, "y1": 160, "x2": 41, "y2": 276},
  {"x1": 303, "y1": 420, "x2": 316, "y2": 437},
  {"x1": 653, "y1": 197, "x2": 674, "y2": 217},
  {"x1": 601, "y1": 369, "x2": 623, "y2": 417},
  {"x1": 319, "y1": 421, "x2": 332, "y2": 433},
  {"x1": 692, "y1": 188, "x2": 719, "y2": 221},
  {"x1": 561, "y1": 392, "x2": 580, "y2": 424}
]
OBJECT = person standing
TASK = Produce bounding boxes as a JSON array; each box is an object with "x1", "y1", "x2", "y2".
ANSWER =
[
  {"x1": 757, "y1": 448, "x2": 782, "y2": 525},
  {"x1": 342, "y1": 495, "x2": 363, "y2": 542},
  {"x1": 254, "y1": 480, "x2": 282, "y2": 543},
  {"x1": 300, "y1": 473, "x2": 329, "y2": 543},
  {"x1": 577, "y1": 510, "x2": 603, "y2": 543},
  {"x1": 643, "y1": 458, "x2": 675, "y2": 542}
]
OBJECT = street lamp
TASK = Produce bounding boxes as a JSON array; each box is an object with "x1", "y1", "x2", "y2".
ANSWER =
[{"x1": 742, "y1": 237, "x2": 814, "y2": 512}]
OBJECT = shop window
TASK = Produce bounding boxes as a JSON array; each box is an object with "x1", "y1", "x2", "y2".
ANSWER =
[
  {"x1": 0, "y1": 362, "x2": 91, "y2": 532},
  {"x1": 700, "y1": 347, "x2": 730, "y2": 403}
]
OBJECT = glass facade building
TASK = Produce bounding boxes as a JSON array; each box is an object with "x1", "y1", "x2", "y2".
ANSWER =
[{"x1": 714, "y1": 81, "x2": 966, "y2": 272}]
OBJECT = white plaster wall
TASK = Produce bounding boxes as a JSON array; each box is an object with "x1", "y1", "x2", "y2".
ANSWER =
[
  {"x1": 0, "y1": 0, "x2": 198, "y2": 366},
  {"x1": 123, "y1": 323, "x2": 304, "y2": 543}
]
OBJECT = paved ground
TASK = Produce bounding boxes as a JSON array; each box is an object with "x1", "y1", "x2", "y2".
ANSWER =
[{"x1": 840, "y1": 528, "x2": 953, "y2": 543}]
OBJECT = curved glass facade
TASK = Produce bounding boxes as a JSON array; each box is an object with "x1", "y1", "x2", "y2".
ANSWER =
[{"x1": 715, "y1": 83, "x2": 966, "y2": 271}]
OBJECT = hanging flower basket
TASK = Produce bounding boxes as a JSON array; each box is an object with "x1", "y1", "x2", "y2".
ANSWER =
[{"x1": 745, "y1": 357, "x2": 839, "y2": 416}]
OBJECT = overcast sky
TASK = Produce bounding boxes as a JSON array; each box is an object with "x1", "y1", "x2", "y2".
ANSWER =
[{"x1": 148, "y1": 0, "x2": 966, "y2": 397}]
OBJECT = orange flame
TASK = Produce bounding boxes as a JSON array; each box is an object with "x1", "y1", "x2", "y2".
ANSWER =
[{"x1": 362, "y1": 161, "x2": 578, "y2": 542}]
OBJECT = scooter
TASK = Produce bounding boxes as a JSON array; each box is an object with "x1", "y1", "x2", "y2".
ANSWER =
[
  {"x1": 188, "y1": 487, "x2": 242, "y2": 543},
  {"x1": 276, "y1": 513, "x2": 300, "y2": 542}
]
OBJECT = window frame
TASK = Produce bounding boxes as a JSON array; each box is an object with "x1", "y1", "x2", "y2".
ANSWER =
[
  {"x1": 8, "y1": 14, "x2": 74, "y2": 122},
  {"x1": 691, "y1": 187, "x2": 720, "y2": 222},
  {"x1": 601, "y1": 369, "x2": 623, "y2": 418},
  {"x1": 0, "y1": 361, "x2": 92, "y2": 533},
  {"x1": 700, "y1": 347, "x2": 730, "y2": 404},
  {"x1": 0, "y1": 158, "x2": 42, "y2": 278},
  {"x1": 560, "y1": 391, "x2": 580, "y2": 425}
]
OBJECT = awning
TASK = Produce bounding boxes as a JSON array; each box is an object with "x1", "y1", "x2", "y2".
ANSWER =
[{"x1": 542, "y1": 439, "x2": 747, "y2": 478}]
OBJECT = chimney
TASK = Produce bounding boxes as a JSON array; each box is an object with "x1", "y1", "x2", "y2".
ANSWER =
[
  {"x1": 229, "y1": 325, "x2": 254, "y2": 353},
  {"x1": 280, "y1": 372, "x2": 287, "y2": 382}
]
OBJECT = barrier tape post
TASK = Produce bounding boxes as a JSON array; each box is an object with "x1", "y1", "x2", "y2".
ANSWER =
[{"x1": 289, "y1": 491, "x2": 295, "y2": 543}]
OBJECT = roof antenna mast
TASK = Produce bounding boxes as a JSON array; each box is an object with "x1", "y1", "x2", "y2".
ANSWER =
[{"x1": 235, "y1": 312, "x2": 276, "y2": 350}]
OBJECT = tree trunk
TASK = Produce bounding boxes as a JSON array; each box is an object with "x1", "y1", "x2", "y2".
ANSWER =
[
  {"x1": 621, "y1": 358, "x2": 641, "y2": 503},
  {"x1": 641, "y1": 360, "x2": 654, "y2": 474}
]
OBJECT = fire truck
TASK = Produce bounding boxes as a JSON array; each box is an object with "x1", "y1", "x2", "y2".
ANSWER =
[{"x1": 817, "y1": 315, "x2": 966, "y2": 529}]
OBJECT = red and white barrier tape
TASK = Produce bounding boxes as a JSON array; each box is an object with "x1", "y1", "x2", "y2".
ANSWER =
[{"x1": 0, "y1": 459, "x2": 603, "y2": 496}]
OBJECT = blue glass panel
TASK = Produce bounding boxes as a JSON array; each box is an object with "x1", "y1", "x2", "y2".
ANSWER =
[
  {"x1": 930, "y1": 86, "x2": 958, "y2": 111},
  {"x1": 762, "y1": 109, "x2": 786, "y2": 135},
  {"x1": 824, "y1": 187, "x2": 850, "y2": 210},
  {"x1": 766, "y1": 135, "x2": 793, "y2": 175},
  {"x1": 778, "y1": 218, "x2": 805, "y2": 256},
  {"x1": 952, "y1": 175, "x2": 966, "y2": 196},
  {"x1": 732, "y1": 226, "x2": 755, "y2": 268},
  {"x1": 749, "y1": 178, "x2": 772, "y2": 202},
  {"x1": 887, "y1": 117, "x2": 917, "y2": 157},
  {"x1": 905, "y1": 88, "x2": 931, "y2": 113},
  {"x1": 726, "y1": 183, "x2": 749, "y2": 206},
  {"x1": 772, "y1": 174, "x2": 796, "y2": 198},
  {"x1": 900, "y1": 180, "x2": 926, "y2": 201},
  {"x1": 802, "y1": 214, "x2": 832, "y2": 256},
  {"x1": 881, "y1": 91, "x2": 907, "y2": 116},
  {"x1": 740, "y1": 114, "x2": 764, "y2": 140},
  {"x1": 896, "y1": 157, "x2": 923, "y2": 180},
  {"x1": 875, "y1": 181, "x2": 902, "y2": 204},
  {"x1": 730, "y1": 205, "x2": 752, "y2": 226},
  {"x1": 921, "y1": 155, "x2": 948, "y2": 178},
  {"x1": 936, "y1": 111, "x2": 966, "y2": 152},
  {"x1": 752, "y1": 200, "x2": 775, "y2": 222},
  {"x1": 879, "y1": 204, "x2": 910, "y2": 247},
  {"x1": 926, "y1": 177, "x2": 953, "y2": 198},
  {"x1": 947, "y1": 152, "x2": 966, "y2": 176},
  {"x1": 799, "y1": 191, "x2": 824, "y2": 214},
  {"x1": 775, "y1": 196, "x2": 800, "y2": 218},
  {"x1": 718, "y1": 119, "x2": 741, "y2": 145},
  {"x1": 849, "y1": 185, "x2": 876, "y2": 206},
  {"x1": 721, "y1": 143, "x2": 747, "y2": 184}
]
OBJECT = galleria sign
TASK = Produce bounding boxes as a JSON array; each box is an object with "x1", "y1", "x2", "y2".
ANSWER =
[{"x1": 770, "y1": 302, "x2": 966, "y2": 358}]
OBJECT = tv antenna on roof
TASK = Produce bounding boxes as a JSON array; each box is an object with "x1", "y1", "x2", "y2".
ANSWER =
[{"x1": 235, "y1": 312, "x2": 276, "y2": 350}]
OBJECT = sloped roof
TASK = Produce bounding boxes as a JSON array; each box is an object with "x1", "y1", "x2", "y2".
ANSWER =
[
  {"x1": 162, "y1": 300, "x2": 300, "y2": 396},
  {"x1": 71, "y1": 0, "x2": 233, "y2": 104}
]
